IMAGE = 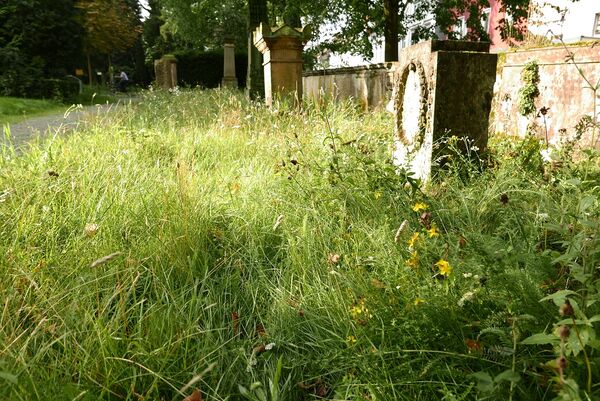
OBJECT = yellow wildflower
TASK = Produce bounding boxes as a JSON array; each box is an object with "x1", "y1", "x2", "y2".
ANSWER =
[
  {"x1": 407, "y1": 232, "x2": 420, "y2": 249},
  {"x1": 350, "y1": 305, "x2": 363, "y2": 319},
  {"x1": 406, "y1": 251, "x2": 419, "y2": 268},
  {"x1": 426, "y1": 225, "x2": 439, "y2": 238},
  {"x1": 374, "y1": 191, "x2": 382, "y2": 199},
  {"x1": 350, "y1": 297, "x2": 371, "y2": 324},
  {"x1": 346, "y1": 335, "x2": 357, "y2": 345},
  {"x1": 412, "y1": 202, "x2": 428, "y2": 212},
  {"x1": 435, "y1": 259, "x2": 452, "y2": 276},
  {"x1": 413, "y1": 298, "x2": 425, "y2": 306}
]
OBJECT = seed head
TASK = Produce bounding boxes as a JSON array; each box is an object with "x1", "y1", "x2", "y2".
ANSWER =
[
  {"x1": 557, "y1": 325, "x2": 570, "y2": 340},
  {"x1": 559, "y1": 300, "x2": 574, "y2": 317}
]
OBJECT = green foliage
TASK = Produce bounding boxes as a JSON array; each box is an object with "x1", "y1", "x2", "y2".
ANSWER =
[
  {"x1": 174, "y1": 50, "x2": 248, "y2": 89},
  {"x1": 76, "y1": 0, "x2": 141, "y2": 55},
  {"x1": 0, "y1": 0, "x2": 84, "y2": 97},
  {"x1": 27, "y1": 78, "x2": 81, "y2": 102},
  {"x1": 1, "y1": 90, "x2": 599, "y2": 401},
  {"x1": 158, "y1": 0, "x2": 248, "y2": 50},
  {"x1": 518, "y1": 61, "x2": 540, "y2": 117}
]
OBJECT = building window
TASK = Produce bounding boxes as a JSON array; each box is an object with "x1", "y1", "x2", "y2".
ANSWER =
[
  {"x1": 481, "y1": 8, "x2": 491, "y2": 35},
  {"x1": 454, "y1": 16, "x2": 467, "y2": 39},
  {"x1": 594, "y1": 13, "x2": 600, "y2": 36}
]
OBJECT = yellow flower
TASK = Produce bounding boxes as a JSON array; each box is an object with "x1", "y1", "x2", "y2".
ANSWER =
[
  {"x1": 407, "y1": 232, "x2": 420, "y2": 249},
  {"x1": 435, "y1": 259, "x2": 452, "y2": 276},
  {"x1": 412, "y1": 202, "x2": 428, "y2": 212},
  {"x1": 350, "y1": 305, "x2": 363, "y2": 319},
  {"x1": 374, "y1": 191, "x2": 382, "y2": 199},
  {"x1": 413, "y1": 298, "x2": 425, "y2": 306},
  {"x1": 426, "y1": 225, "x2": 439, "y2": 238},
  {"x1": 346, "y1": 335, "x2": 357, "y2": 345},
  {"x1": 406, "y1": 251, "x2": 419, "y2": 268}
]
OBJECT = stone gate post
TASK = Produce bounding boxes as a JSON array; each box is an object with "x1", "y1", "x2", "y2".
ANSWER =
[
  {"x1": 253, "y1": 23, "x2": 311, "y2": 106},
  {"x1": 154, "y1": 55, "x2": 177, "y2": 90},
  {"x1": 222, "y1": 41, "x2": 238, "y2": 88}
]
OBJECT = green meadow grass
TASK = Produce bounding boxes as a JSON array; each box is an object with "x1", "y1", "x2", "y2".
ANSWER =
[
  {"x1": 0, "y1": 96, "x2": 65, "y2": 125},
  {"x1": 0, "y1": 89, "x2": 598, "y2": 401},
  {"x1": 0, "y1": 86, "x2": 124, "y2": 125}
]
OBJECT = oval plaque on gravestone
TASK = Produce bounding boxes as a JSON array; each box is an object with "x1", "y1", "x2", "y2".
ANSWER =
[
  {"x1": 396, "y1": 62, "x2": 428, "y2": 151},
  {"x1": 401, "y1": 68, "x2": 422, "y2": 148}
]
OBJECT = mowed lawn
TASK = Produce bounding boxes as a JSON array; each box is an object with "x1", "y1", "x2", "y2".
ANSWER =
[{"x1": 0, "y1": 89, "x2": 598, "y2": 401}]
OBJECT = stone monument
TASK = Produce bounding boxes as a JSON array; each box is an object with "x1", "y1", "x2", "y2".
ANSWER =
[
  {"x1": 253, "y1": 23, "x2": 311, "y2": 106},
  {"x1": 222, "y1": 41, "x2": 238, "y2": 88},
  {"x1": 392, "y1": 40, "x2": 497, "y2": 181},
  {"x1": 154, "y1": 55, "x2": 178, "y2": 90}
]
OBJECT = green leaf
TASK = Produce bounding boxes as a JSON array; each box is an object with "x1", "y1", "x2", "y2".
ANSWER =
[
  {"x1": 588, "y1": 314, "x2": 600, "y2": 323},
  {"x1": 521, "y1": 333, "x2": 559, "y2": 345},
  {"x1": 578, "y1": 195, "x2": 596, "y2": 213},
  {"x1": 0, "y1": 372, "x2": 18, "y2": 385},
  {"x1": 540, "y1": 290, "x2": 578, "y2": 306},
  {"x1": 238, "y1": 385, "x2": 250, "y2": 396},
  {"x1": 562, "y1": 178, "x2": 581, "y2": 187},
  {"x1": 494, "y1": 369, "x2": 521, "y2": 384},
  {"x1": 469, "y1": 371, "x2": 493, "y2": 393}
]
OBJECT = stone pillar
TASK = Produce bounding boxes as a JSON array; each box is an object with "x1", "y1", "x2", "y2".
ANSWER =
[
  {"x1": 253, "y1": 23, "x2": 311, "y2": 106},
  {"x1": 154, "y1": 55, "x2": 177, "y2": 90},
  {"x1": 222, "y1": 42, "x2": 238, "y2": 88},
  {"x1": 392, "y1": 40, "x2": 497, "y2": 181}
]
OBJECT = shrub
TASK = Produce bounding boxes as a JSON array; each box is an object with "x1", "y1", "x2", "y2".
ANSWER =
[
  {"x1": 27, "y1": 78, "x2": 80, "y2": 102},
  {"x1": 0, "y1": 45, "x2": 44, "y2": 97},
  {"x1": 173, "y1": 49, "x2": 247, "y2": 89}
]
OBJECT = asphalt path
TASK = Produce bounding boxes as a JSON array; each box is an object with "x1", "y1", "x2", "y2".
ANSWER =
[{"x1": 1, "y1": 99, "x2": 137, "y2": 151}]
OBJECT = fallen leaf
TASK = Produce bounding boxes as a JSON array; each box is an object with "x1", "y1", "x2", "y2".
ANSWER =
[
  {"x1": 273, "y1": 214, "x2": 284, "y2": 230},
  {"x1": 90, "y1": 252, "x2": 123, "y2": 268},
  {"x1": 371, "y1": 278, "x2": 385, "y2": 289},
  {"x1": 252, "y1": 344, "x2": 266, "y2": 355},
  {"x1": 255, "y1": 323, "x2": 267, "y2": 337},
  {"x1": 232, "y1": 311, "x2": 239, "y2": 336},
  {"x1": 327, "y1": 253, "x2": 340, "y2": 265},
  {"x1": 183, "y1": 388, "x2": 203, "y2": 401},
  {"x1": 84, "y1": 223, "x2": 99, "y2": 238},
  {"x1": 394, "y1": 220, "x2": 408, "y2": 243}
]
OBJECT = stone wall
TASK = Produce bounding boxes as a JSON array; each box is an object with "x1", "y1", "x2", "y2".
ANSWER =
[
  {"x1": 303, "y1": 41, "x2": 599, "y2": 149},
  {"x1": 303, "y1": 64, "x2": 394, "y2": 109},
  {"x1": 492, "y1": 44, "x2": 600, "y2": 145}
]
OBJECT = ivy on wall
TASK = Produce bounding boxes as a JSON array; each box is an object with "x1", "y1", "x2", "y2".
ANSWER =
[{"x1": 517, "y1": 60, "x2": 540, "y2": 117}]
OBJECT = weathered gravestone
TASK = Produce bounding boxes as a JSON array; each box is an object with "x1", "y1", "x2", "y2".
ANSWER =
[
  {"x1": 154, "y1": 55, "x2": 178, "y2": 90},
  {"x1": 253, "y1": 23, "x2": 311, "y2": 106},
  {"x1": 392, "y1": 40, "x2": 497, "y2": 181},
  {"x1": 222, "y1": 41, "x2": 238, "y2": 88}
]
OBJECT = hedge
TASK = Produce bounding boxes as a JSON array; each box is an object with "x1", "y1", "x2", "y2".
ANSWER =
[
  {"x1": 27, "y1": 78, "x2": 80, "y2": 102},
  {"x1": 173, "y1": 50, "x2": 247, "y2": 89}
]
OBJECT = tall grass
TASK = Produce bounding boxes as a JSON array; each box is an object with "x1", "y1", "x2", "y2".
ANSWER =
[{"x1": 0, "y1": 89, "x2": 598, "y2": 401}]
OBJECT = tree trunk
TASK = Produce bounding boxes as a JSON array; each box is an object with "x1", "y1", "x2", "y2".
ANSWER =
[
  {"x1": 108, "y1": 54, "x2": 113, "y2": 86},
  {"x1": 247, "y1": 0, "x2": 269, "y2": 100},
  {"x1": 384, "y1": 0, "x2": 399, "y2": 61},
  {"x1": 87, "y1": 53, "x2": 93, "y2": 86}
]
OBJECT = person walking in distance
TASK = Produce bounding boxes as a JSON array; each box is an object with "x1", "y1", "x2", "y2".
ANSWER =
[{"x1": 118, "y1": 71, "x2": 129, "y2": 92}]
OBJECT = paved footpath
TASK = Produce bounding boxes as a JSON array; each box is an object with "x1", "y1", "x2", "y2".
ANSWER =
[{"x1": 1, "y1": 99, "x2": 137, "y2": 151}]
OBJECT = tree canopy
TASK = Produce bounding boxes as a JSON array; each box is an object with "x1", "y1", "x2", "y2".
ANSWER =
[
  {"x1": 0, "y1": 0, "x2": 84, "y2": 95},
  {"x1": 152, "y1": 0, "x2": 533, "y2": 63}
]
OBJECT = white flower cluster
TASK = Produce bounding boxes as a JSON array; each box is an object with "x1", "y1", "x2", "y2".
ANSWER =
[{"x1": 458, "y1": 290, "x2": 478, "y2": 307}]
